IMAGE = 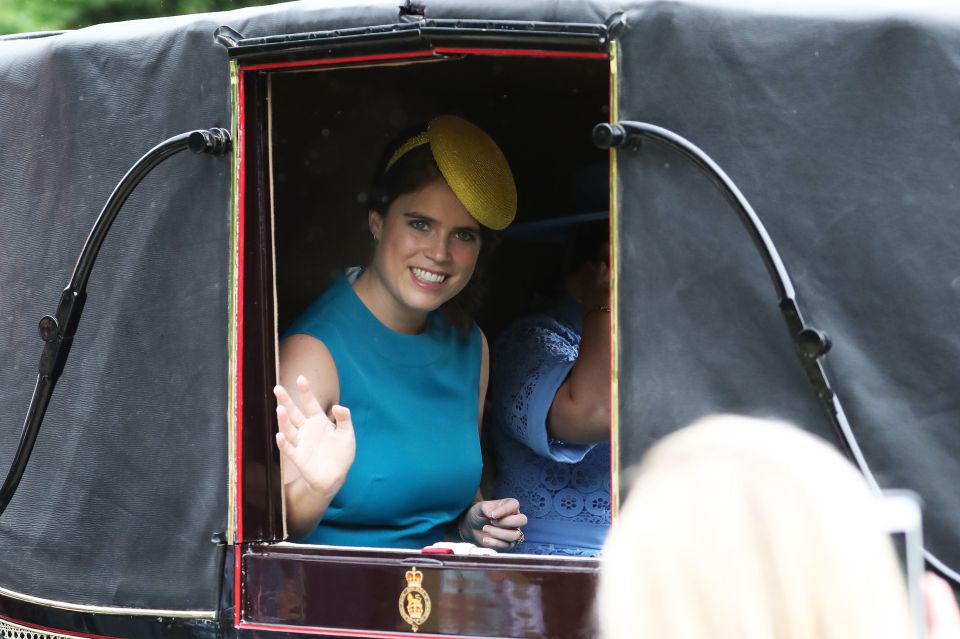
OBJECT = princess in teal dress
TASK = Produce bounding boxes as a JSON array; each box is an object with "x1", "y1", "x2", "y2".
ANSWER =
[{"x1": 273, "y1": 116, "x2": 528, "y2": 550}]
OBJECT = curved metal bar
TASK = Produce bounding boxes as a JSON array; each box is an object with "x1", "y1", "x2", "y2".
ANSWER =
[
  {"x1": 0, "y1": 127, "x2": 231, "y2": 518},
  {"x1": 594, "y1": 120, "x2": 858, "y2": 455},
  {"x1": 595, "y1": 120, "x2": 960, "y2": 583},
  {"x1": 595, "y1": 121, "x2": 794, "y2": 301}
]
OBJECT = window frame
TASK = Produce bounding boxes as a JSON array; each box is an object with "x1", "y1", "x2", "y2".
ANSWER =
[{"x1": 228, "y1": 29, "x2": 617, "y2": 638}]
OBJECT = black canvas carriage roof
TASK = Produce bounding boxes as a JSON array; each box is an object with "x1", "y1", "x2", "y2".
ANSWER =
[
  {"x1": 1, "y1": 0, "x2": 959, "y2": 615},
  {"x1": 612, "y1": 0, "x2": 960, "y2": 584},
  {"x1": 0, "y1": 0, "x2": 405, "y2": 614}
]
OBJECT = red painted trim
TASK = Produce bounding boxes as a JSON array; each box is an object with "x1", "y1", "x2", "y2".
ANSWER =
[
  {"x1": 0, "y1": 615, "x2": 123, "y2": 639},
  {"x1": 433, "y1": 47, "x2": 608, "y2": 59},
  {"x1": 240, "y1": 50, "x2": 436, "y2": 72},
  {"x1": 233, "y1": 544, "x2": 242, "y2": 627},
  {"x1": 236, "y1": 69, "x2": 247, "y2": 545},
  {"x1": 238, "y1": 621, "x2": 509, "y2": 639},
  {"x1": 234, "y1": 70, "x2": 247, "y2": 629},
  {"x1": 238, "y1": 48, "x2": 607, "y2": 74}
]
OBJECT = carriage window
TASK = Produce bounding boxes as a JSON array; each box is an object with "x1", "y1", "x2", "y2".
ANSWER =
[
  {"x1": 264, "y1": 53, "x2": 611, "y2": 555},
  {"x1": 233, "y1": 45, "x2": 611, "y2": 637}
]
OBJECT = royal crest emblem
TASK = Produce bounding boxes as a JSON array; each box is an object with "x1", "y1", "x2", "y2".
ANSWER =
[{"x1": 398, "y1": 566, "x2": 432, "y2": 632}]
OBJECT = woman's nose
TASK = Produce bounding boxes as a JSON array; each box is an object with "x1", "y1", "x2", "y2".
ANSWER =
[{"x1": 425, "y1": 236, "x2": 451, "y2": 262}]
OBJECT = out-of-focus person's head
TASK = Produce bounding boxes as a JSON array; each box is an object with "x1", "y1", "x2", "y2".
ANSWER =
[{"x1": 599, "y1": 414, "x2": 914, "y2": 639}]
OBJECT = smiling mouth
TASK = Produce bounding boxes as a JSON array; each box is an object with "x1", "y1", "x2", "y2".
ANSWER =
[{"x1": 411, "y1": 267, "x2": 448, "y2": 285}]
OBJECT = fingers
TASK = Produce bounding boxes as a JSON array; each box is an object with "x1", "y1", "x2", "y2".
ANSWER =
[
  {"x1": 491, "y1": 513, "x2": 528, "y2": 529},
  {"x1": 329, "y1": 404, "x2": 354, "y2": 432},
  {"x1": 470, "y1": 498, "x2": 527, "y2": 550},
  {"x1": 479, "y1": 523, "x2": 525, "y2": 549},
  {"x1": 592, "y1": 262, "x2": 610, "y2": 291},
  {"x1": 275, "y1": 431, "x2": 295, "y2": 458},
  {"x1": 296, "y1": 375, "x2": 325, "y2": 417},
  {"x1": 273, "y1": 384, "x2": 307, "y2": 426},
  {"x1": 480, "y1": 498, "x2": 528, "y2": 527},
  {"x1": 276, "y1": 405, "x2": 298, "y2": 445},
  {"x1": 596, "y1": 261, "x2": 610, "y2": 283},
  {"x1": 481, "y1": 498, "x2": 521, "y2": 521}
]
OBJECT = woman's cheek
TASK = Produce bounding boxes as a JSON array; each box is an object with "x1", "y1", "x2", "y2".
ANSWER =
[
  {"x1": 389, "y1": 232, "x2": 418, "y2": 256},
  {"x1": 460, "y1": 249, "x2": 481, "y2": 282}
]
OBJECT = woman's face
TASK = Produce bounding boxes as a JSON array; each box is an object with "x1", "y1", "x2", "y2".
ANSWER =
[{"x1": 367, "y1": 177, "x2": 482, "y2": 318}]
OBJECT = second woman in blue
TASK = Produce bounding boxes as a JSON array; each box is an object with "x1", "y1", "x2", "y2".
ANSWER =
[{"x1": 273, "y1": 116, "x2": 528, "y2": 550}]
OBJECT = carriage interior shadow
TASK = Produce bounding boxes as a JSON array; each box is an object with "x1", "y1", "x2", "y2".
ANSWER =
[
  {"x1": 270, "y1": 54, "x2": 609, "y2": 341},
  {"x1": 267, "y1": 52, "x2": 610, "y2": 547}
]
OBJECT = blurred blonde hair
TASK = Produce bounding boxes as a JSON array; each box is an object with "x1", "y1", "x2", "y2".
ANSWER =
[{"x1": 599, "y1": 415, "x2": 914, "y2": 639}]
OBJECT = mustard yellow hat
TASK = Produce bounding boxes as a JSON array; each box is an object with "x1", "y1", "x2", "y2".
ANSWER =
[{"x1": 385, "y1": 115, "x2": 517, "y2": 230}]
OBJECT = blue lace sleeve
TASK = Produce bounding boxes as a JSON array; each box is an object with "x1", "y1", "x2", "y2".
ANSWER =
[{"x1": 490, "y1": 316, "x2": 596, "y2": 463}]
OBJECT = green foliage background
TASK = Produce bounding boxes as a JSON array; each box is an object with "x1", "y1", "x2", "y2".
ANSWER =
[{"x1": 0, "y1": 0, "x2": 280, "y2": 35}]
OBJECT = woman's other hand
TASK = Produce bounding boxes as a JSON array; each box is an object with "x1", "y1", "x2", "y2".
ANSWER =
[
  {"x1": 573, "y1": 258, "x2": 610, "y2": 313},
  {"x1": 459, "y1": 498, "x2": 528, "y2": 550},
  {"x1": 549, "y1": 257, "x2": 612, "y2": 444},
  {"x1": 274, "y1": 375, "x2": 356, "y2": 537}
]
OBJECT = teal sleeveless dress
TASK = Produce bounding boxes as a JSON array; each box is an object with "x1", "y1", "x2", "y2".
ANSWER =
[{"x1": 284, "y1": 274, "x2": 483, "y2": 549}]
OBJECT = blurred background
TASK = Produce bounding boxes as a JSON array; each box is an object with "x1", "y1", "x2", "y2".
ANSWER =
[{"x1": 0, "y1": 0, "x2": 279, "y2": 35}]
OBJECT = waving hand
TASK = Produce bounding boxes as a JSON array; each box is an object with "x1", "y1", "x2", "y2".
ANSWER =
[{"x1": 274, "y1": 375, "x2": 355, "y2": 536}]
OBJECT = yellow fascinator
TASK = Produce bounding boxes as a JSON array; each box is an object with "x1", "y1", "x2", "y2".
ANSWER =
[{"x1": 385, "y1": 115, "x2": 517, "y2": 230}]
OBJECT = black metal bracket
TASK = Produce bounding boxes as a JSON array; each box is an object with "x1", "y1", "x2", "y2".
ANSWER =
[
  {"x1": 594, "y1": 120, "x2": 868, "y2": 468},
  {"x1": 0, "y1": 127, "x2": 231, "y2": 518}
]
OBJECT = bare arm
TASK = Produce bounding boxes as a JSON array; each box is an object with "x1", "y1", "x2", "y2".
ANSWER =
[
  {"x1": 279, "y1": 334, "x2": 340, "y2": 408},
  {"x1": 547, "y1": 262, "x2": 612, "y2": 444},
  {"x1": 276, "y1": 334, "x2": 354, "y2": 538}
]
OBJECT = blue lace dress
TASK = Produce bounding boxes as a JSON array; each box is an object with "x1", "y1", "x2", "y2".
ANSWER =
[{"x1": 488, "y1": 295, "x2": 611, "y2": 556}]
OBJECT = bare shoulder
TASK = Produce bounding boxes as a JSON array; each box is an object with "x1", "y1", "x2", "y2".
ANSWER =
[{"x1": 279, "y1": 333, "x2": 340, "y2": 410}]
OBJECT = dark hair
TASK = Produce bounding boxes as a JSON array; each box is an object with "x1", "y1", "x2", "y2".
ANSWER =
[
  {"x1": 369, "y1": 139, "x2": 498, "y2": 331},
  {"x1": 369, "y1": 143, "x2": 442, "y2": 215}
]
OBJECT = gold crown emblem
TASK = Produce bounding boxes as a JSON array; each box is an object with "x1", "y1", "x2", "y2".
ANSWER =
[
  {"x1": 399, "y1": 566, "x2": 431, "y2": 631},
  {"x1": 405, "y1": 567, "x2": 423, "y2": 588}
]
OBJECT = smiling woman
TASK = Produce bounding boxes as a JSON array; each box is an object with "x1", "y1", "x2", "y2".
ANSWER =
[
  {"x1": 358, "y1": 181, "x2": 481, "y2": 334},
  {"x1": 273, "y1": 115, "x2": 528, "y2": 550}
]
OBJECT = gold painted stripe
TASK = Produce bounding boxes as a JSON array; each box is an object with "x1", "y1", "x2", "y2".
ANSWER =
[
  {"x1": 0, "y1": 586, "x2": 214, "y2": 619},
  {"x1": 608, "y1": 41, "x2": 621, "y2": 520},
  {"x1": 226, "y1": 59, "x2": 241, "y2": 545}
]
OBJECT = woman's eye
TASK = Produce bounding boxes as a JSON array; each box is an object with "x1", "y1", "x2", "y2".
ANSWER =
[
  {"x1": 409, "y1": 219, "x2": 429, "y2": 231},
  {"x1": 454, "y1": 230, "x2": 477, "y2": 242}
]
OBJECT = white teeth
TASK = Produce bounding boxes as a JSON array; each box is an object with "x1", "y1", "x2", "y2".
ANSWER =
[{"x1": 412, "y1": 267, "x2": 446, "y2": 284}]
